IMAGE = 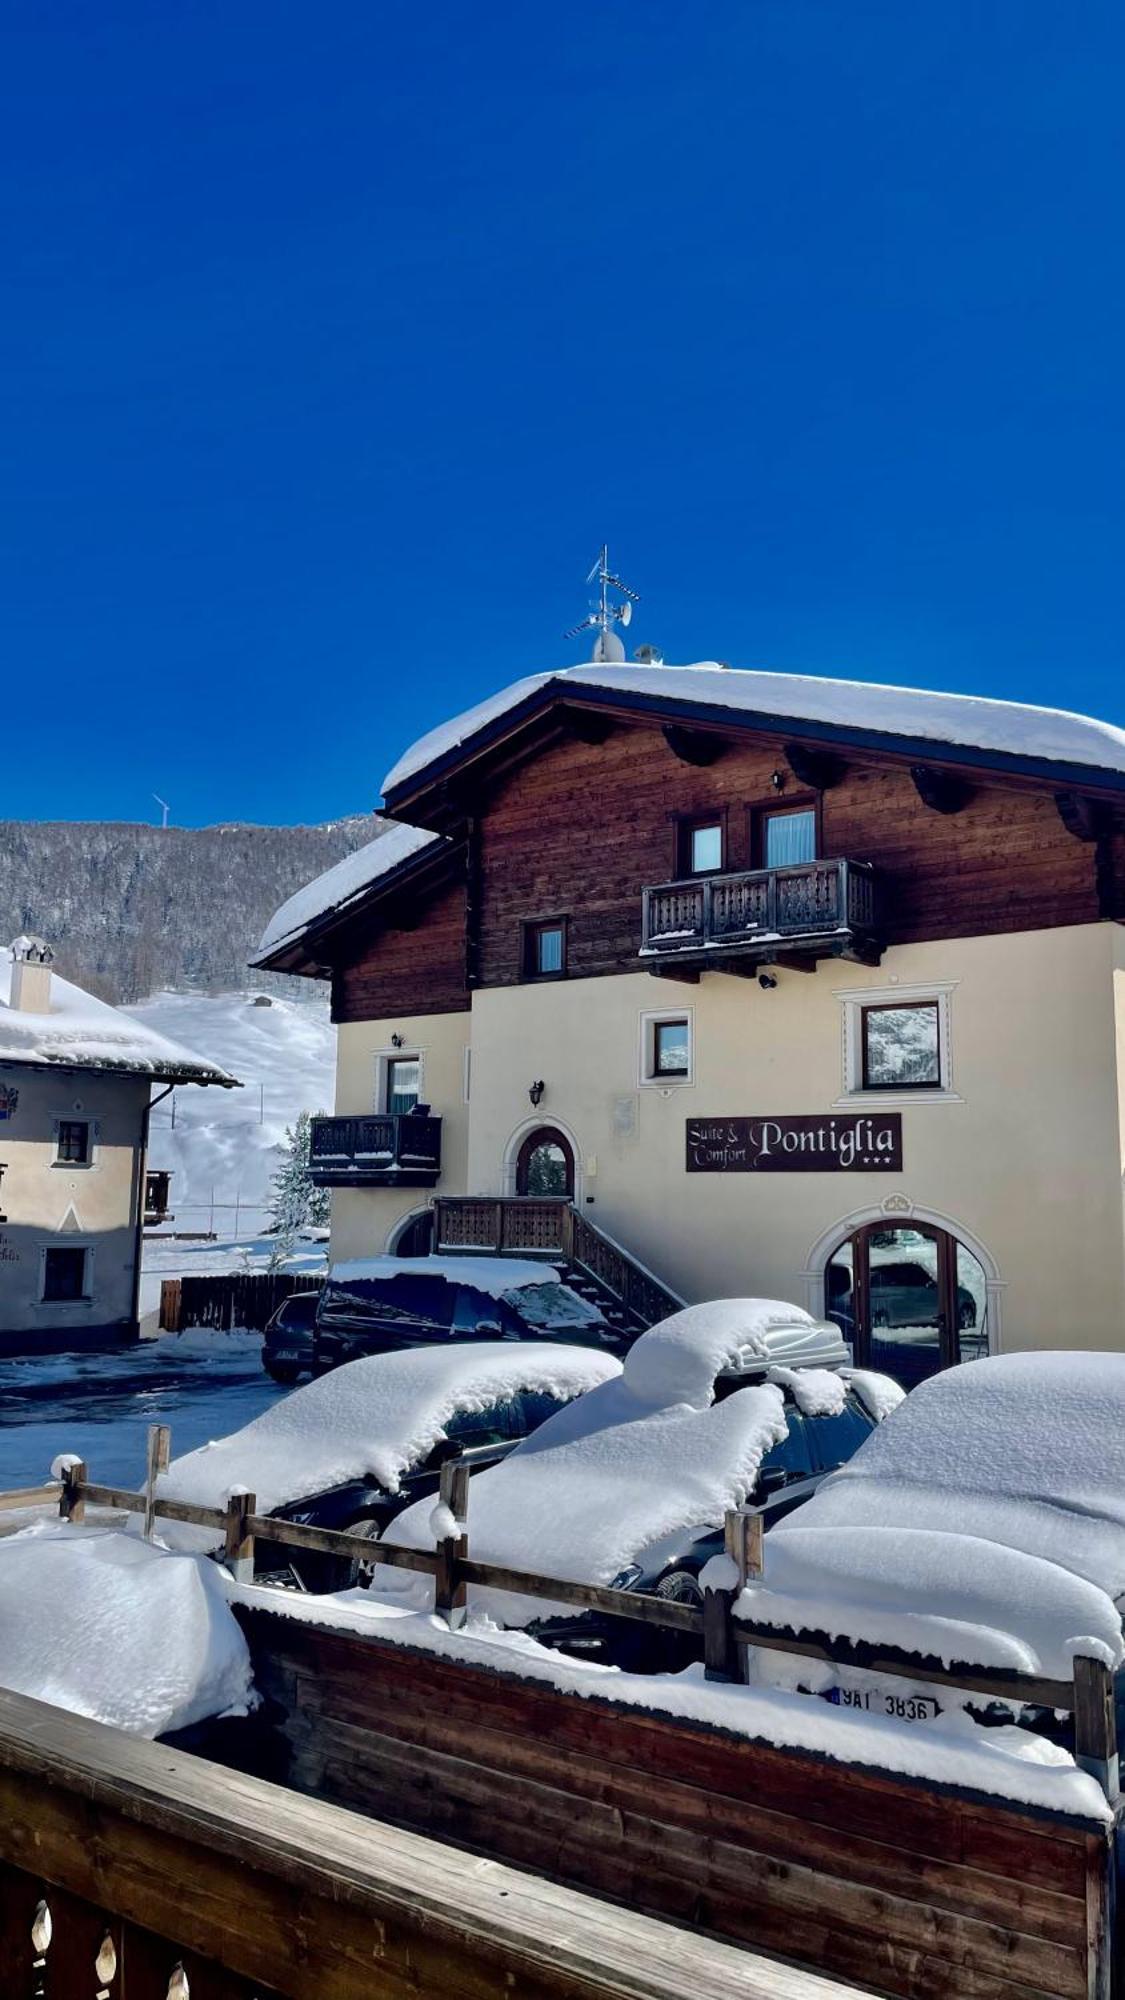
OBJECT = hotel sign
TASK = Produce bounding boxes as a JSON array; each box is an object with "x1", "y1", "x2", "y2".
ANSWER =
[{"x1": 686, "y1": 1113, "x2": 903, "y2": 1174}]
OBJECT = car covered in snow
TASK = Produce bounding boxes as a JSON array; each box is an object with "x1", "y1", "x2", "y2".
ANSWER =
[
  {"x1": 158, "y1": 1340, "x2": 620, "y2": 1590},
  {"x1": 368, "y1": 1299, "x2": 903, "y2": 1667},
  {"x1": 261, "y1": 1289, "x2": 319, "y2": 1383},
  {"x1": 312, "y1": 1255, "x2": 620, "y2": 1373}
]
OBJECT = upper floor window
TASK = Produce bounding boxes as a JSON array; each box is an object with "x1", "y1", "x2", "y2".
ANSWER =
[
  {"x1": 679, "y1": 818, "x2": 723, "y2": 876},
  {"x1": 759, "y1": 805, "x2": 817, "y2": 869},
  {"x1": 523, "y1": 918, "x2": 567, "y2": 981},
  {"x1": 861, "y1": 1001, "x2": 941, "y2": 1090},
  {"x1": 385, "y1": 1056, "x2": 421, "y2": 1115},
  {"x1": 652, "y1": 1017, "x2": 690, "y2": 1077},
  {"x1": 56, "y1": 1120, "x2": 90, "y2": 1165},
  {"x1": 43, "y1": 1245, "x2": 88, "y2": 1303}
]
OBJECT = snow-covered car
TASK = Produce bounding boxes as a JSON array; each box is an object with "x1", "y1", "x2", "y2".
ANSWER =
[
  {"x1": 368, "y1": 1299, "x2": 903, "y2": 1667},
  {"x1": 312, "y1": 1255, "x2": 620, "y2": 1373},
  {"x1": 261, "y1": 1290, "x2": 319, "y2": 1383},
  {"x1": 740, "y1": 1352, "x2": 1125, "y2": 1739},
  {"x1": 158, "y1": 1341, "x2": 620, "y2": 1590}
]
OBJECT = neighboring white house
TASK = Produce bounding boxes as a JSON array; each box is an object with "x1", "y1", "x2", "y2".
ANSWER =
[{"x1": 0, "y1": 938, "x2": 238, "y2": 1353}]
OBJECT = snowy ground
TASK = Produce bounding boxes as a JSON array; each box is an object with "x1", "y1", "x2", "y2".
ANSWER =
[
  {"x1": 124, "y1": 988, "x2": 336, "y2": 1240},
  {"x1": 138, "y1": 1228, "x2": 328, "y2": 1324},
  {"x1": 0, "y1": 1331, "x2": 288, "y2": 1492}
]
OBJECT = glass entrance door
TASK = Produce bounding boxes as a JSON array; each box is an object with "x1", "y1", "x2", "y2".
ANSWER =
[{"x1": 825, "y1": 1222, "x2": 988, "y2": 1389}]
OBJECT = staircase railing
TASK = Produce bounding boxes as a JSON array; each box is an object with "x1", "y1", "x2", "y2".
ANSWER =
[{"x1": 432, "y1": 1197, "x2": 684, "y2": 1330}]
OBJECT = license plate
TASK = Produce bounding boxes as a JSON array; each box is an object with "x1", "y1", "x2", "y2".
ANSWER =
[
  {"x1": 824, "y1": 1686, "x2": 940, "y2": 1724},
  {"x1": 271, "y1": 1349, "x2": 301, "y2": 1363}
]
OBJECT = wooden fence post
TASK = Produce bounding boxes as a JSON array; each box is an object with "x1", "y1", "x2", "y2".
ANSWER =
[
  {"x1": 59, "y1": 1460, "x2": 87, "y2": 1525},
  {"x1": 143, "y1": 1425, "x2": 172, "y2": 1541},
  {"x1": 1073, "y1": 1654, "x2": 1120, "y2": 1803},
  {"x1": 223, "y1": 1488, "x2": 257, "y2": 1585},
  {"x1": 704, "y1": 1507, "x2": 764, "y2": 1685},
  {"x1": 433, "y1": 1459, "x2": 470, "y2": 1631}
]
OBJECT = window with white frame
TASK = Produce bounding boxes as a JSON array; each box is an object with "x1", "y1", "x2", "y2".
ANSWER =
[
  {"x1": 374, "y1": 1048, "x2": 425, "y2": 1116},
  {"x1": 836, "y1": 982, "x2": 958, "y2": 1103},
  {"x1": 640, "y1": 1009, "x2": 694, "y2": 1086}
]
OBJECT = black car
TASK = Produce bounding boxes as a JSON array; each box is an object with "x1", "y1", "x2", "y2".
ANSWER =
[
  {"x1": 258, "y1": 1384, "x2": 580, "y2": 1592},
  {"x1": 313, "y1": 1260, "x2": 619, "y2": 1372},
  {"x1": 533, "y1": 1374, "x2": 878, "y2": 1672},
  {"x1": 261, "y1": 1291, "x2": 319, "y2": 1384}
]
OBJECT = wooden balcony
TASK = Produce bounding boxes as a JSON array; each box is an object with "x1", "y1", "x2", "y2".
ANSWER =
[
  {"x1": 640, "y1": 858, "x2": 883, "y2": 975},
  {"x1": 309, "y1": 1111, "x2": 442, "y2": 1188}
]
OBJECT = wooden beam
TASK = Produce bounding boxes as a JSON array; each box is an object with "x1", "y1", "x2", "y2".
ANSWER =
[
  {"x1": 661, "y1": 723, "x2": 730, "y2": 767},
  {"x1": 910, "y1": 764, "x2": 973, "y2": 815},
  {"x1": 775, "y1": 953, "x2": 818, "y2": 974},
  {"x1": 1055, "y1": 790, "x2": 1109, "y2": 842},
  {"x1": 562, "y1": 706, "x2": 618, "y2": 746},
  {"x1": 784, "y1": 742, "x2": 845, "y2": 790},
  {"x1": 648, "y1": 965, "x2": 701, "y2": 984}
]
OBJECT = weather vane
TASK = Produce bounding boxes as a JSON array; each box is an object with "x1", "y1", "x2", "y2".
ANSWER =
[{"x1": 564, "y1": 545, "x2": 639, "y2": 661}]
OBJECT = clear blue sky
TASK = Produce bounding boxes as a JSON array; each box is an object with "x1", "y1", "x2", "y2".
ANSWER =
[{"x1": 3, "y1": 3, "x2": 1122, "y2": 827}]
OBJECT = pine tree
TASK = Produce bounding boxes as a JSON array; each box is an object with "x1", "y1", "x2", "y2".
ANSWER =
[{"x1": 267, "y1": 1110, "x2": 329, "y2": 1264}]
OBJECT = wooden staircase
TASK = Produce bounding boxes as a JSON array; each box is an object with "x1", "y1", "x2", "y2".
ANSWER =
[{"x1": 432, "y1": 1197, "x2": 684, "y2": 1340}]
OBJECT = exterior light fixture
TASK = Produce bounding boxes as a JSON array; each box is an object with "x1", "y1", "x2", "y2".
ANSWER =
[
  {"x1": 758, "y1": 971, "x2": 778, "y2": 991},
  {"x1": 770, "y1": 769, "x2": 786, "y2": 792},
  {"x1": 390, "y1": 1033, "x2": 405, "y2": 1048},
  {"x1": 528, "y1": 1080, "x2": 546, "y2": 1107}
]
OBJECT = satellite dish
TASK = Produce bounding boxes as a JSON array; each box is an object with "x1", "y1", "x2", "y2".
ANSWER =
[{"x1": 620, "y1": 601, "x2": 632, "y2": 627}]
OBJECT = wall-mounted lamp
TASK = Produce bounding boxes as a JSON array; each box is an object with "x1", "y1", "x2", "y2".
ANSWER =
[
  {"x1": 528, "y1": 1080, "x2": 546, "y2": 1107},
  {"x1": 390, "y1": 1033, "x2": 405, "y2": 1048},
  {"x1": 770, "y1": 768, "x2": 786, "y2": 792},
  {"x1": 758, "y1": 971, "x2": 778, "y2": 991}
]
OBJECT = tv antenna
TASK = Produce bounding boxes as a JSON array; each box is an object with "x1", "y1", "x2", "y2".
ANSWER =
[
  {"x1": 564, "y1": 545, "x2": 639, "y2": 662},
  {"x1": 152, "y1": 794, "x2": 171, "y2": 830}
]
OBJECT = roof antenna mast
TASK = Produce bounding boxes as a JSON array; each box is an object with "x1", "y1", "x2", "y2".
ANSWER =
[{"x1": 564, "y1": 544, "x2": 639, "y2": 662}]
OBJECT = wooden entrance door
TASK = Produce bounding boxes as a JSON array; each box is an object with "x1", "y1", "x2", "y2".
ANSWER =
[{"x1": 825, "y1": 1221, "x2": 988, "y2": 1388}]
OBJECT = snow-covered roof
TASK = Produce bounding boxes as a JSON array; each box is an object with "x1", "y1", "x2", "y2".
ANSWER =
[
  {"x1": 159, "y1": 1341, "x2": 619, "y2": 1516},
  {"x1": 0, "y1": 953, "x2": 238, "y2": 1086},
  {"x1": 742, "y1": 1352, "x2": 1125, "y2": 1681},
  {"x1": 254, "y1": 822, "x2": 447, "y2": 962},
  {"x1": 381, "y1": 661, "x2": 1125, "y2": 798},
  {"x1": 0, "y1": 1521, "x2": 252, "y2": 1736}
]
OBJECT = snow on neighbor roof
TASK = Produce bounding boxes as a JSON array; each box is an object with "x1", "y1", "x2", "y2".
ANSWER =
[
  {"x1": 380, "y1": 661, "x2": 1125, "y2": 797},
  {"x1": 0, "y1": 952, "x2": 238, "y2": 1086},
  {"x1": 743, "y1": 1352, "x2": 1125, "y2": 1681},
  {"x1": 0, "y1": 1522, "x2": 252, "y2": 1737},
  {"x1": 255, "y1": 821, "x2": 446, "y2": 960},
  {"x1": 159, "y1": 1341, "x2": 619, "y2": 1517}
]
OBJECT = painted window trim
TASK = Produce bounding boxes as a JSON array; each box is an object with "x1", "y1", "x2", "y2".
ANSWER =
[
  {"x1": 51, "y1": 1117, "x2": 99, "y2": 1169},
  {"x1": 833, "y1": 980, "x2": 962, "y2": 1106},
  {"x1": 638, "y1": 1006, "x2": 695, "y2": 1089},
  {"x1": 372, "y1": 1047, "x2": 427, "y2": 1115},
  {"x1": 36, "y1": 1241, "x2": 95, "y2": 1307}
]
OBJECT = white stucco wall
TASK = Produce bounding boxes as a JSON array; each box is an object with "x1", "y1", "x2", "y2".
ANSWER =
[
  {"x1": 329, "y1": 1010, "x2": 471, "y2": 1262},
  {"x1": 0, "y1": 1068, "x2": 150, "y2": 1343}
]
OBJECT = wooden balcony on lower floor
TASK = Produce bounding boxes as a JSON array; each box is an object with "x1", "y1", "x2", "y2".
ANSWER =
[
  {"x1": 640, "y1": 858, "x2": 883, "y2": 976},
  {"x1": 309, "y1": 1111, "x2": 442, "y2": 1188}
]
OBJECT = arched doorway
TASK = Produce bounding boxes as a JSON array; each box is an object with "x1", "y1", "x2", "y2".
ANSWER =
[
  {"x1": 515, "y1": 1126, "x2": 575, "y2": 1198},
  {"x1": 386, "y1": 1206, "x2": 435, "y2": 1258},
  {"x1": 824, "y1": 1219, "x2": 990, "y2": 1389}
]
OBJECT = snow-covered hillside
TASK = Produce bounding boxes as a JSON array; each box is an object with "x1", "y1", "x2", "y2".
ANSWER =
[{"x1": 124, "y1": 991, "x2": 336, "y2": 1237}]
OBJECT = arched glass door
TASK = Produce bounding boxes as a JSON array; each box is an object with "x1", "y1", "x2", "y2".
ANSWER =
[
  {"x1": 515, "y1": 1127, "x2": 575, "y2": 1197},
  {"x1": 825, "y1": 1221, "x2": 988, "y2": 1388}
]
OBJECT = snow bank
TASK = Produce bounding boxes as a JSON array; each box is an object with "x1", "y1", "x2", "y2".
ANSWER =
[
  {"x1": 0, "y1": 1523, "x2": 253, "y2": 1736},
  {"x1": 255, "y1": 823, "x2": 445, "y2": 958},
  {"x1": 0, "y1": 957, "x2": 236, "y2": 1086},
  {"x1": 160, "y1": 1342, "x2": 619, "y2": 1516},
  {"x1": 375, "y1": 1384, "x2": 789, "y2": 1622},
  {"x1": 232, "y1": 1585, "x2": 1112, "y2": 1823},
  {"x1": 381, "y1": 661, "x2": 1125, "y2": 797}
]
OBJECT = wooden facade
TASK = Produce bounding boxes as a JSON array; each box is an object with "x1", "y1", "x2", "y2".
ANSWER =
[
  {"x1": 238, "y1": 1607, "x2": 1118, "y2": 2000},
  {"x1": 308, "y1": 708, "x2": 1123, "y2": 1013}
]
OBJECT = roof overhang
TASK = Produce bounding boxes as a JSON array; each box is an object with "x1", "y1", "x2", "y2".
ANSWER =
[{"x1": 251, "y1": 832, "x2": 465, "y2": 978}]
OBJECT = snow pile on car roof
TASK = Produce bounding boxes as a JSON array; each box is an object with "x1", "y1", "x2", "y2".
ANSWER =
[
  {"x1": 380, "y1": 661, "x2": 1125, "y2": 797},
  {"x1": 619, "y1": 1298, "x2": 825, "y2": 1410},
  {"x1": 742, "y1": 1353, "x2": 1125, "y2": 1677},
  {"x1": 0, "y1": 1523, "x2": 253, "y2": 1737},
  {"x1": 324, "y1": 1254, "x2": 587, "y2": 1302},
  {"x1": 159, "y1": 1342, "x2": 619, "y2": 1516}
]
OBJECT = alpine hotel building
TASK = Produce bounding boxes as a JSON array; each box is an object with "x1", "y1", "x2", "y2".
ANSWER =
[{"x1": 255, "y1": 660, "x2": 1125, "y2": 1387}]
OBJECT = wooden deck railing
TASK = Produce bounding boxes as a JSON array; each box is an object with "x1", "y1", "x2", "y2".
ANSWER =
[
  {"x1": 433, "y1": 1197, "x2": 685, "y2": 1330},
  {"x1": 640, "y1": 858, "x2": 882, "y2": 965},
  {"x1": 11, "y1": 1447, "x2": 1118, "y2": 1805},
  {"x1": 0, "y1": 1687, "x2": 858, "y2": 2000},
  {"x1": 308, "y1": 1110, "x2": 443, "y2": 1187}
]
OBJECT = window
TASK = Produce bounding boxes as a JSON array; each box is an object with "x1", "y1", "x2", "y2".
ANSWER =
[
  {"x1": 385, "y1": 1056, "x2": 421, "y2": 1115},
  {"x1": 675, "y1": 816, "x2": 724, "y2": 877},
  {"x1": 56, "y1": 1120, "x2": 90, "y2": 1165},
  {"x1": 759, "y1": 805, "x2": 817, "y2": 868},
  {"x1": 653, "y1": 1018, "x2": 689, "y2": 1077},
  {"x1": 522, "y1": 918, "x2": 567, "y2": 981},
  {"x1": 515, "y1": 1127, "x2": 574, "y2": 1196},
  {"x1": 43, "y1": 1246, "x2": 87, "y2": 1302},
  {"x1": 862, "y1": 1002, "x2": 941, "y2": 1090}
]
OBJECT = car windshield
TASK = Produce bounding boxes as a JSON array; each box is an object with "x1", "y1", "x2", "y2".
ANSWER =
[
  {"x1": 277, "y1": 1295, "x2": 317, "y2": 1331},
  {"x1": 503, "y1": 1282, "x2": 601, "y2": 1329}
]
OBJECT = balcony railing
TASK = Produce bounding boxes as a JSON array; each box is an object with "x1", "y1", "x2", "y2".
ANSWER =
[
  {"x1": 640, "y1": 859, "x2": 882, "y2": 969},
  {"x1": 309, "y1": 1111, "x2": 442, "y2": 1188}
]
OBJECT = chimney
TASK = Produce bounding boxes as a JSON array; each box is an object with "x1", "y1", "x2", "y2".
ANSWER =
[{"x1": 9, "y1": 936, "x2": 54, "y2": 1014}]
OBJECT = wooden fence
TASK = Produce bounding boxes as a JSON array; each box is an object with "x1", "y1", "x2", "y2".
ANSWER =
[
  {"x1": 0, "y1": 1686, "x2": 854, "y2": 2000},
  {"x1": 159, "y1": 1272, "x2": 322, "y2": 1333}
]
